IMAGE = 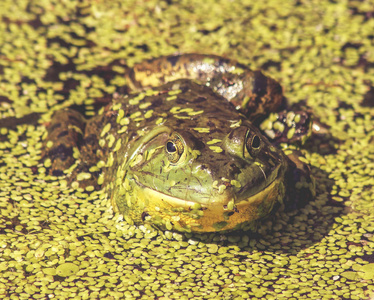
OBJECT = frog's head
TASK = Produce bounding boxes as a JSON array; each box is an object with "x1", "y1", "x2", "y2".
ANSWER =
[{"x1": 111, "y1": 119, "x2": 287, "y2": 232}]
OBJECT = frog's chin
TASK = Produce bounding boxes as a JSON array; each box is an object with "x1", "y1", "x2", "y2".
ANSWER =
[{"x1": 128, "y1": 177, "x2": 284, "y2": 232}]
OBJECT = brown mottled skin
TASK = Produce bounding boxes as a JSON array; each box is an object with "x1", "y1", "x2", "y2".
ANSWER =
[
  {"x1": 42, "y1": 54, "x2": 315, "y2": 232},
  {"x1": 128, "y1": 54, "x2": 283, "y2": 120}
]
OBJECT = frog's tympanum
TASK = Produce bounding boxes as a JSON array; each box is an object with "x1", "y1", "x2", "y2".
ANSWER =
[{"x1": 42, "y1": 54, "x2": 315, "y2": 232}]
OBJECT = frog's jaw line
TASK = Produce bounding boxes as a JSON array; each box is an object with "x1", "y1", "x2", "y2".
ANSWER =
[{"x1": 123, "y1": 177, "x2": 283, "y2": 232}]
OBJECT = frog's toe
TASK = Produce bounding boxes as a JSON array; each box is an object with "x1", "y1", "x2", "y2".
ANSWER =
[{"x1": 260, "y1": 110, "x2": 313, "y2": 146}]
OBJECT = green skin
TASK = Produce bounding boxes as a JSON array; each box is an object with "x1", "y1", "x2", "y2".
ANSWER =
[{"x1": 42, "y1": 54, "x2": 315, "y2": 233}]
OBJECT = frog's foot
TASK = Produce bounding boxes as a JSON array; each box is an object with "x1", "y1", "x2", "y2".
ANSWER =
[
  {"x1": 260, "y1": 110, "x2": 313, "y2": 146},
  {"x1": 283, "y1": 149, "x2": 315, "y2": 211},
  {"x1": 42, "y1": 109, "x2": 86, "y2": 176}
]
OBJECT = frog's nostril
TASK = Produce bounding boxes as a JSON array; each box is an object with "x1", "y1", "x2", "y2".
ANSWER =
[{"x1": 228, "y1": 163, "x2": 241, "y2": 176}]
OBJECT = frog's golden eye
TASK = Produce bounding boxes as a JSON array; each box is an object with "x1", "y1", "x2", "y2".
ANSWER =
[
  {"x1": 165, "y1": 134, "x2": 184, "y2": 163},
  {"x1": 246, "y1": 132, "x2": 262, "y2": 158}
]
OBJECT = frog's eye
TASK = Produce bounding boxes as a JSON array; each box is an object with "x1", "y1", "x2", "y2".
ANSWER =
[
  {"x1": 246, "y1": 132, "x2": 262, "y2": 157},
  {"x1": 165, "y1": 134, "x2": 184, "y2": 163},
  {"x1": 166, "y1": 141, "x2": 177, "y2": 153}
]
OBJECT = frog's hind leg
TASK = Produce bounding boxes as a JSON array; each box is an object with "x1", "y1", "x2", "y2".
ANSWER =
[
  {"x1": 209, "y1": 70, "x2": 284, "y2": 120},
  {"x1": 128, "y1": 54, "x2": 284, "y2": 120}
]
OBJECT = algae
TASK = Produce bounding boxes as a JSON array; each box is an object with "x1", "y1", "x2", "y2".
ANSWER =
[{"x1": 0, "y1": 0, "x2": 374, "y2": 299}]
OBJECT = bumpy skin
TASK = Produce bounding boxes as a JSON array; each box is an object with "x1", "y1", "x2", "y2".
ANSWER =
[
  {"x1": 42, "y1": 54, "x2": 315, "y2": 233},
  {"x1": 128, "y1": 54, "x2": 284, "y2": 120}
]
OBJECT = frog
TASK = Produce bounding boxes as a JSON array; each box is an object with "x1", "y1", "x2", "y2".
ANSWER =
[{"x1": 42, "y1": 54, "x2": 315, "y2": 233}]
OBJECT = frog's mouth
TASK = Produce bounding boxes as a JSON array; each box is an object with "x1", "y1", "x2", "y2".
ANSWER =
[
  {"x1": 132, "y1": 156, "x2": 284, "y2": 203},
  {"x1": 135, "y1": 175, "x2": 281, "y2": 208},
  {"x1": 130, "y1": 157, "x2": 284, "y2": 206},
  {"x1": 131, "y1": 175, "x2": 283, "y2": 232}
]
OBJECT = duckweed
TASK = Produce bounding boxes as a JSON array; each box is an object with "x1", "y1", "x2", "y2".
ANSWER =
[{"x1": 0, "y1": 0, "x2": 373, "y2": 299}]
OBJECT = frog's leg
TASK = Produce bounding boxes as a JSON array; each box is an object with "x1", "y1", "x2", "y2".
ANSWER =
[
  {"x1": 73, "y1": 122, "x2": 107, "y2": 189},
  {"x1": 42, "y1": 109, "x2": 101, "y2": 189},
  {"x1": 283, "y1": 150, "x2": 316, "y2": 211},
  {"x1": 127, "y1": 54, "x2": 283, "y2": 120},
  {"x1": 259, "y1": 109, "x2": 315, "y2": 209},
  {"x1": 42, "y1": 109, "x2": 85, "y2": 177}
]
